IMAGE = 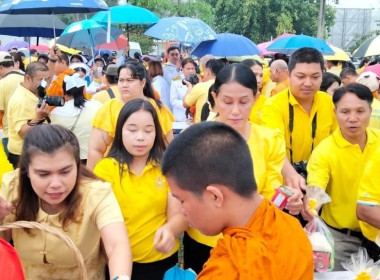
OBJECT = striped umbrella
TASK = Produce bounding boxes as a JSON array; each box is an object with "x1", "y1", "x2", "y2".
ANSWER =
[{"x1": 352, "y1": 35, "x2": 380, "y2": 58}]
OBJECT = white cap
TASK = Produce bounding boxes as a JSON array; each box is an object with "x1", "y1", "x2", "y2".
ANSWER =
[{"x1": 64, "y1": 75, "x2": 86, "y2": 91}]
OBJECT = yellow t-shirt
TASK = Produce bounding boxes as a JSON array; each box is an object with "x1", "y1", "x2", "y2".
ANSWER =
[
  {"x1": 184, "y1": 79, "x2": 214, "y2": 123},
  {"x1": 7, "y1": 84, "x2": 47, "y2": 155},
  {"x1": 0, "y1": 142, "x2": 13, "y2": 183},
  {"x1": 307, "y1": 128, "x2": 380, "y2": 231},
  {"x1": 188, "y1": 122, "x2": 285, "y2": 247},
  {"x1": 23, "y1": 56, "x2": 37, "y2": 67},
  {"x1": 91, "y1": 98, "x2": 174, "y2": 138},
  {"x1": 261, "y1": 89, "x2": 337, "y2": 163},
  {"x1": 357, "y1": 146, "x2": 380, "y2": 242},
  {"x1": 369, "y1": 98, "x2": 380, "y2": 129},
  {"x1": 249, "y1": 94, "x2": 267, "y2": 125},
  {"x1": 247, "y1": 122, "x2": 285, "y2": 198},
  {"x1": 0, "y1": 71, "x2": 24, "y2": 137},
  {"x1": 0, "y1": 170, "x2": 124, "y2": 280},
  {"x1": 93, "y1": 157, "x2": 179, "y2": 263},
  {"x1": 261, "y1": 67, "x2": 275, "y2": 98},
  {"x1": 91, "y1": 85, "x2": 121, "y2": 104}
]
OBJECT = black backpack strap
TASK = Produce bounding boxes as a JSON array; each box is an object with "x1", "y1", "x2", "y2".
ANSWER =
[{"x1": 106, "y1": 88, "x2": 115, "y2": 99}]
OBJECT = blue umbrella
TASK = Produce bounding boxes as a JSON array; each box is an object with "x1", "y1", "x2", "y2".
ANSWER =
[
  {"x1": 92, "y1": 4, "x2": 159, "y2": 25},
  {"x1": 0, "y1": 0, "x2": 108, "y2": 14},
  {"x1": 0, "y1": 14, "x2": 66, "y2": 38},
  {"x1": 144, "y1": 17, "x2": 216, "y2": 44},
  {"x1": 191, "y1": 33, "x2": 261, "y2": 57},
  {"x1": 0, "y1": 0, "x2": 108, "y2": 39},
  {"x1": 57, "y1": 19, "x2": 123, "y2": 50},
  {"x1": 267, "y1": 34, "x2": 334, "y2": 55}
]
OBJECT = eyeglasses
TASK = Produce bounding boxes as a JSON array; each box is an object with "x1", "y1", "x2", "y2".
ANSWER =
[{"x1": 118, "y1": 78, "x2": 139, "y2": 84}]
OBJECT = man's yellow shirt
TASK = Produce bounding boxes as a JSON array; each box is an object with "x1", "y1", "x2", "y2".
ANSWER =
[
  {"x1": 308, "y1": 128, "x2": 380, "y2": 231},
  {"x1": 357, "y1": 145, "x2": 380, "y2": 242},
  {"x1": 261, "y1": 89, "x2": 337, "y2": 163}
]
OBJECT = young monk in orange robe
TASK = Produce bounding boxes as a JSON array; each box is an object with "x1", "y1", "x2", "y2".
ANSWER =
[{"x1": 162, "y1": 121, "x2": 314, "y2": 280}]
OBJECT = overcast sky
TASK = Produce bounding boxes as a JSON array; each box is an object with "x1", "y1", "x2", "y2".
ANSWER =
[{"x1": 332, "y1": 0, "x2": 380, "y2": 8}]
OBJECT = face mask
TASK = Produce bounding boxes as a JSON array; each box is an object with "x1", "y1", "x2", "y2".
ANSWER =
[{"x1": 37, "y1": 78, "x2": 47, "y2": 98}]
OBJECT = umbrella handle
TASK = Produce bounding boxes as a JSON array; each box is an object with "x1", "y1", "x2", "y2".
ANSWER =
[{"x1": 52, "y1": 12, "x2": 56, "y2": 44}]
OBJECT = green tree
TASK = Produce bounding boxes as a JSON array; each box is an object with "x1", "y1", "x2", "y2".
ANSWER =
[
  {"x1": 207, "y1": 0, "x2": 335, "y2": 43},
  {"x1": 276, "y1": 12, "x2": 295, "y2": 36}
]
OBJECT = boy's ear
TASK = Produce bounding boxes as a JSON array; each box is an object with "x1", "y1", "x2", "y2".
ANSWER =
[{"x1": 205, "y1": 185, "x2": 224, "y2": 208}]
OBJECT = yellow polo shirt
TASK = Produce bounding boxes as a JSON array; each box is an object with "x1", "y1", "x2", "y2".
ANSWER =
[
  {"x1": 1, "y1": 170, "x2": 124, "y2": 279},
  {"x1": 261, "y1": 89, "x2": 337, "y2": 163},
  {"x1": 249, "y1": 94, "x2": 267, "y2": 125},
  {"x1": 187, "y1": 122, "x2": 285, "y2": 247},
  {"x1": 0, "y1": 71, "x2": 24, "y2": 137},
  {"x1": 7, "y1": 84, "x2": 47, "y2": 155},
  {"x1": 184, "y1": 79, "x2": 214, "y2": 123},
  {"x1": 94, "y1": 157, "x2": 179, "y2": 263},
  {"x1": 307, "y1": 128, "x2": 380, "y2": 231},
  {"x1": 91, "y1": 85, "x2": 121, "y2": 104},
  {"x1": 357, "y1": 146, "x2": 380, "y2": 242},
  {"x1": 0, "y1": 142, "x2": 13, "y2": 183},
  {"x1": 91, "y1": 98, "x2": 174, "y2": 138},
  {"x1": 369, "y1": 98, "x2": 380, "y2": 129}
]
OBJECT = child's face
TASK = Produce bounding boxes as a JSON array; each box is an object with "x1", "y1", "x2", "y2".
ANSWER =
[
  {"x1": 167, "y1": 176, "x2": 224, "y2": 236},
  {"x1": 122, "y1": 109, "x2": 156, "y2": 159}
]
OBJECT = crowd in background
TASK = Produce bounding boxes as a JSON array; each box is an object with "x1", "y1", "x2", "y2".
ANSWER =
[{"x1": 0, "y1": 41, "x2": 380, "y2": 279}]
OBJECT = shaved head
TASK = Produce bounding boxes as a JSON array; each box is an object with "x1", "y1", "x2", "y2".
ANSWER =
[
  {"x1": 271, "y1": 59, "x2": 288, "y2": 71},
  {"x1": 270, "y1": 59, "x2": 289, "y2": 83}
]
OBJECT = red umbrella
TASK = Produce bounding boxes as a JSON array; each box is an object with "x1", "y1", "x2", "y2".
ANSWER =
[
  {"x1": 30, "y1": 44, "x2": 50, "y2": 52},
  {"x1": 95, "y1": 34, "x2": 127, "y2": 50},
  {"x1": 362, "y1": 64, "x2": 380, "y2": 78}
]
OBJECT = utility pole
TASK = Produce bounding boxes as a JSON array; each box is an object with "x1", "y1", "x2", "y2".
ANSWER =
[{"x1": 317, "y1": 0, "x2": 326, "y2": 39}]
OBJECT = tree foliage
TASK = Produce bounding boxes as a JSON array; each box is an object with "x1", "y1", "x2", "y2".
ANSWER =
[
  {"x1": 57, "y1": 0, "x2": 336, "y2": 53},
  {"x1": 207, "y1": 0, "x2": 335, "y2": 42}
]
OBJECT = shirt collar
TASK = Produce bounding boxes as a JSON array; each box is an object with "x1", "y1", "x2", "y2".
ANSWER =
[
  {"x1": 288, "y1": 89, "x2": 324, "y2": 115},
  {"x1": 333, "y1": 127, "x2": 377, "y2": 148}
]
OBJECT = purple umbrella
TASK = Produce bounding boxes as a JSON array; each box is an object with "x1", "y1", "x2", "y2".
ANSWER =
[{"x1": 4, "y1": 41, "x2": 29, "y2": 51}]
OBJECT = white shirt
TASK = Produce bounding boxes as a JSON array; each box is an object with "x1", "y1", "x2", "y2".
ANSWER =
[
  {"x1": 50, "y1": 99, "x2": 102, "y2": 159},
  {"x1": 170, "y1": 76, "x2": 187, "y2": 121},
  {"x1": 152, "y1": 75, "x2": 172, "y2": 112}
]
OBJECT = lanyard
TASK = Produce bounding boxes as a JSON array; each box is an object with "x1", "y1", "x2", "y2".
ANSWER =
[{"x1": 288, "y1": 90, "x2": 317, "y2": 164}]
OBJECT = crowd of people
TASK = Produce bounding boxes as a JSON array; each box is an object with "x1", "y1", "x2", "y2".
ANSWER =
[{"x1": 0, "y1": 40, "x2": 380, "y2": 280}]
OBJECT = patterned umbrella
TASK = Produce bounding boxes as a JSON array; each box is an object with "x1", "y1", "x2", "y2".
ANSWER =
[
  {"x1": 352, "y1": 35, "x2": 380, "y2": 58},
  {"x1": 144, "y1": 17, "x2": 216, "y2": 44}
]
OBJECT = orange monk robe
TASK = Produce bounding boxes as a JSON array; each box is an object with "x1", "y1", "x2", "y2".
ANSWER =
[
  {"x1": 46, "y1": 68, "x2": 76, "y2": 97},
  {"x1": 197, "y1": 199, "x2": 314, "y2": 280},
  {"x1": 271, "y1": 79, "x2": 290, "y2": 97}
]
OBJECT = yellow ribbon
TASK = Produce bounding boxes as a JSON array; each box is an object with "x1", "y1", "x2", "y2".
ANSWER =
[
  {"x1": 355, "y1": 272, "x2": 371, "y2": 280},
  {"x1": 309, "y1": 198, "x2": 318, "y2": 216}
]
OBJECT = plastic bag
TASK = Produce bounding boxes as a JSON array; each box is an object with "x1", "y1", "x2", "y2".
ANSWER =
[
  {"x1": 163, "y1": 264, "x2": 197, "y2": 280},
  {"x1": 305, "y1": 186, "x2": 334, "y2": 272},
  {"x1": 342, "y1": 247, "x2": 380, "y2": 280},
  {"x1": 0, "y1": 238, "x2": 25, "y2": 279}
]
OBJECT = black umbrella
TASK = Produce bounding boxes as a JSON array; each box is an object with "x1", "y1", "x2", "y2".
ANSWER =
[{"x1": 0, "y1": 14, "x2": 66, "y2": 38}]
